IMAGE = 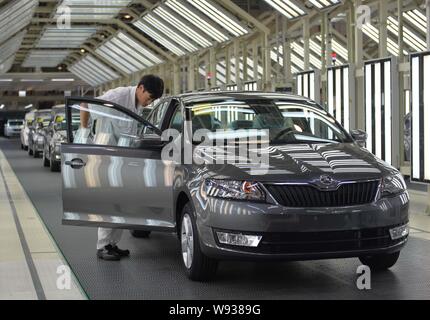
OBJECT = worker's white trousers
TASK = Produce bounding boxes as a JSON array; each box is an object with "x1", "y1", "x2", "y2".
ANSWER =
[{"x1": 97, "y1": 228, "x2": 123, "y2": 250}]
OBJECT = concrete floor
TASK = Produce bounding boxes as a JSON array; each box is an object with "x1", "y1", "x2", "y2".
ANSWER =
[{"x1": 1, "y1": 137, "x2": 430, "y2": 300}]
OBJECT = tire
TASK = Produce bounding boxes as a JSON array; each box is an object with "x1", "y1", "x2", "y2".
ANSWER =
[
  {"x1": 50, "y1": 154, "x2": 61, "y2": 172},
  {"x1": 33, "y1": 145, "x2": 39, "y2": 158},
  {"x1": 359, "y1": 251, "x2": 400, "y2": 271},
  {"x1": 180, "y1": 202, "x2": 218, "y2": 281},
  {"x1": 130, "y1": 230, "x2": 151, "y2": 238},
  {"x1": 21, "y1": 143, "x2": 24, "y2": 150},
  {"x1": 43, "y1": 149, "x2": 50, "y2": 167},
  {"x1": 28, "y1": 144, "x2": 33, "y2": 156}
]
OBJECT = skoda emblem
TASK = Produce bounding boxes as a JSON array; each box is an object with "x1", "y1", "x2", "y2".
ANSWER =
[{"x1": 320, "y1": 175, "x2": 334, "y2": 186}]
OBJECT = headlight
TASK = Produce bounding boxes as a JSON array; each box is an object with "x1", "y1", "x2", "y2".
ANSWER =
[
  {"x1": 380, "y1": 173, "x2": 407, "y2": 198},
  {"x1": 203, "y1": 179, "x2": 266, "y2": 202}
]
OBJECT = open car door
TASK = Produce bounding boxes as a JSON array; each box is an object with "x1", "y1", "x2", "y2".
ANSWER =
[{"x1": 61, "y1": 97, "x2": 176, "y2": 232}]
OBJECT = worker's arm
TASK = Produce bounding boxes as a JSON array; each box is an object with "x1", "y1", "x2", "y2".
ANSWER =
[{"x1": 80, "y1": 103, "x2": 90, "y2": 128}]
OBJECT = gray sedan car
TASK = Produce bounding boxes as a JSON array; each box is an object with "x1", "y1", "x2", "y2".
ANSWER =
[{"x1": 61, "y1": 92, "x2": 409, "y2": 281}]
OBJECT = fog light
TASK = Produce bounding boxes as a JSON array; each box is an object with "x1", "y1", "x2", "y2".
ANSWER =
[
  {"x1": 389, "y1": 224, "x2": 409, "y2": 240},
  {"x1": 216, "y1": 231, "x2": 262, "y2": 247}
]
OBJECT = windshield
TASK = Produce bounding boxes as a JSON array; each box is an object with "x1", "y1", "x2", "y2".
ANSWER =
[
  {"x1": 187, "y1": 99, "x2": 352, "y2": 144},
  {"x1": 8, "y1": 121, "x2": 23, "y2": 126},
  {"x1": 58, "y1": 119, "x2": 79, "y2": 131}
]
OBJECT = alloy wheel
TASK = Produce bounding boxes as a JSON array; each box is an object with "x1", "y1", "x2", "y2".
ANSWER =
[{"x1": 181, "y1": 213, "x2": 194, "y2": 269}]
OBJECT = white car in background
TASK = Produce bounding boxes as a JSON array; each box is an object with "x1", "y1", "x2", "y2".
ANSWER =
[{"x1": 4, "y1": 119, "x2": 24, "y2": 138}]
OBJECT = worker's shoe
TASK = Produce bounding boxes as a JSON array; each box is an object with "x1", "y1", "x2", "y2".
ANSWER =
[
  {"x1": 111, "y1": 245, "x2": 130, "y2": 257},
  {"x1": 97, "y1": 245, "x2": 121, "y2": 261}
]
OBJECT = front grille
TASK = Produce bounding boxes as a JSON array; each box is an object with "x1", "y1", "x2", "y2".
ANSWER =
[
  {"x1": 218, "y1": 226, "x2": 406, "y2": 255},
  {"x1": 265, "y1": 180, "x2": 380, "y2": 208}
]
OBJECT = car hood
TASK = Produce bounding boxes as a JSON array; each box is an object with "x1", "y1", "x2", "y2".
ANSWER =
[{"x1": 197, "y1": 143, "x2": 398, "y2": 183}]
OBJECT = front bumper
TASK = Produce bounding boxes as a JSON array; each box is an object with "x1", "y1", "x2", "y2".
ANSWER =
[
  {"x1": 5, "y1": 129, "x2": 21, "y2": 137},
  {"x1": 194, "y1": 191, "x2": 409, "y2": 261}
]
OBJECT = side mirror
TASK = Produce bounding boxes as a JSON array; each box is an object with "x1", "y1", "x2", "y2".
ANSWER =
[{"x1": 350, "y1": 129, "x2": 368, "y2": 147}]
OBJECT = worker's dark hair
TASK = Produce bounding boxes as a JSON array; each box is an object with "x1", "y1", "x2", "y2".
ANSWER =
[{"x1": 138, "y1": 75, "x2": 164, "y2": 100}]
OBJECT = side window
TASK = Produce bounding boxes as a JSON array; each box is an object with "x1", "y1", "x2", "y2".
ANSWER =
[
  {"x1": 169, "y1": 106, "x2": 183, "y2": 133},
  {"x1": 152, "y1": 100, "x2": 170, "y2": 128},
  {"x1": 70, "y1": 102, "x2": 142, "y2": 148},
  {"x1": 144, "y1": 99, "x2": 170, "y2": 134}
]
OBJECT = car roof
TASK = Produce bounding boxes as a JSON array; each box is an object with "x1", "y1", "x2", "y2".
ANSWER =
[{"x1": 175, "y1": 91, "x2": 318, "y2": 106}]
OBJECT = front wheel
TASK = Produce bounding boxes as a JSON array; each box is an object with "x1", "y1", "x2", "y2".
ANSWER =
[
  {"x1": 180, "y1": 203, "x2": 218, "y2": 281},
  {"x1": 43, "y1": 149, "x2": 50, "y2": 167},
  {"x1": 33, "y1": 145, "x2": 39, "y2": 158},
  {"x1": 50, "y1": 156, "x2": 61, "y2": 172},
  {"x1": 359, "y1": 251, "x2": 400, "y2": 271}
]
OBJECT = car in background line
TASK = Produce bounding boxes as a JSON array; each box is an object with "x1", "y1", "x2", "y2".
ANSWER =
[
  {"x1": 4, "y1": 119, "x2": 24, "y2": 138},
  {"x1": 28, "y1": 110, "x2": 52, "y2": 157},
  {"x1": 61, "y1": 92, "x2": 410, "y2": 281},
  {"x1": 43, "y1": 111, "x2": 79, "y2": 172},
  {"x1": 21, "y1": 111, "x2": 36, "y2": 150}
]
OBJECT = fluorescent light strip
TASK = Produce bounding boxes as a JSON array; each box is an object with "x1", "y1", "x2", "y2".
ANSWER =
[
  {"x1": 97, "y1": 42, "x2": 144, "y2": 73},
  {"x1": 343, "y1": 67, "x2": 349, "y2": 132},
  {"x1": 51, "y1": 79, "x2": 75, "y2": 82},
  {"x1": 0, "y1": 0, "x2": 37, "y2": 44},
  {"x1": 424, "y1": 55, "x2": 430, "y2": 181},
  {"x1": 155, "y1": 6, "x2": 212, "y2": 48},
  {"x1": 314, "y1": 36, "x2": 348, "y2": 62},
  {"x1": 297, "y1": 74, "x2": 303, "y2": 96},
  {"x1": 165, "y1": 0, "x2": 229, "y2": 43},
  {"x1": 75, "y1": 61, "x2": 108, "y2": 84},
  {"x1": 364, "y1": 73, "x2": 381, "y2": 154},
  {"x1": 133, "y1": 20, "x2": 185, "y2": 56},
  {"x1": 117, "y1": 32, "x2": 162, "y2": 65},
  {"x1": 85, "y1": 55, "x2": 119, "y2": 79},
  {"x1": 36, "y1": 27, "x2": 97, "y2": 48},
  {"x1": 56, "y1": 0, "x2": 132, "y2": 20},
  {"x1": 384, "y1": 60, "x2": 392, "y2": 165},
  {"x1": 187, "y1": 0, "x2": 248, "y2": 37},
  {"x1": 361, "y1": 23, "x2": 408, "y2": 56},
  {"x1": 145, "y1": 13, "x2": 198, "y2": 52},
  {"x1": 374, "y1": 63, "x2": 382, "y2": 159},
  {"x1": 308, "y1": 0, "x2": 340, "y2": 9},
  {"x1": 303, "y1": 73, "x2": 309, "y2": 97},
  {"x1": 310, "y1": 72, "x2": 315, "y2": 101},
  {"x1": 293, "y1": 41, "x2": 322, "y2": 69},
  {"x1": 388, "y1": 17, "x2": 426, "y2": 52},
  {"x1": 403, "y1": 10, "x2": 427, "y2": 34},
  {"x1": 335, "y1": 68, "x2": 342, "y2": 124},
  {"x1": 70, "y1": 66, "x2": 98, "y2": 86},
  {"x1": 264, "y1": 0, "x2": 305, "y2": 19},
  {"x1": 110, "y1": 38, "x2": 152, "y2": 67},
  {"x1": 411, "y1": 56, "x2": 420, "y2": 179},
  {"x1": 328, "y1": 69, "x2": 334, "y2": 116}
]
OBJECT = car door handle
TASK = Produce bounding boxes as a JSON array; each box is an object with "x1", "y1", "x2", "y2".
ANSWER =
[{"x1": 65, "y1": 158, "x2": 86, "y2": 169}]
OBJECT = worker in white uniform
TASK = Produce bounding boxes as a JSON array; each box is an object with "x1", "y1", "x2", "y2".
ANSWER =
[{"x1": 80, "y1": 75, "x2": 164, "y2": 261}]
